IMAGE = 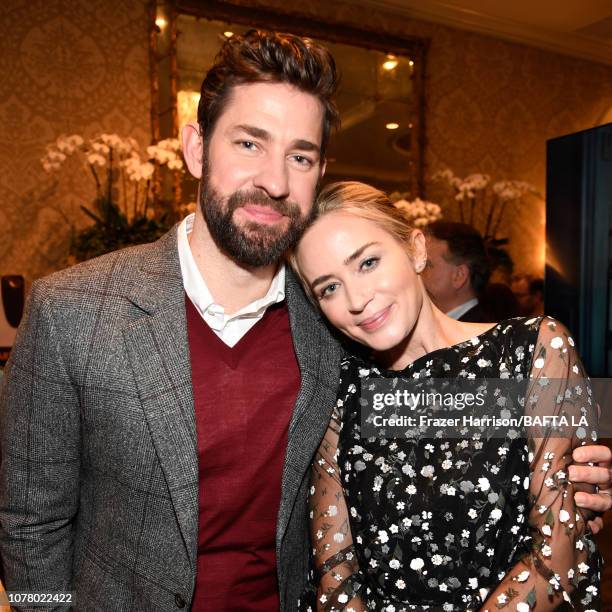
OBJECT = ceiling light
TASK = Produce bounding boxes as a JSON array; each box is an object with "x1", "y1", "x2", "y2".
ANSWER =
[
  {"x1": 155, "y1": 16, "x2": 167, "y2": 28},
  {"x1": 386, "y1": 122, "x2": 399, "y2": 130},
  {"x1": 223, "y1": 31, "x2": 234, "y2": 38},
  {"x1": 409, "y1": 60, "x2": 414, "y2": 67},
  {"x1": 382, "y1": 55, "x2": 398, "y2": 71}
]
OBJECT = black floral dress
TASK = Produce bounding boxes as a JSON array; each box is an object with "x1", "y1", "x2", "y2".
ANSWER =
[{"x1": 301, "y1": 317, "x2": 601, "y2": 611}]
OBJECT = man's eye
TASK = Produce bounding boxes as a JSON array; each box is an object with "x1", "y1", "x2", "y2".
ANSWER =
[
  {"x1": 238, "y1": 140, "x2": 257, "y2": 150},
  {"x1": 291, "y1": 154, "x2": 313, "y2": 167},
  {"x1": 319, "y1": 283, "x2": 339, "y2": 299},
  {"x1": 361, "y1": 257, "x2": 379, "y2": 271}
]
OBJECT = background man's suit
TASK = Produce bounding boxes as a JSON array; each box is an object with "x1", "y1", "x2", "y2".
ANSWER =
[{"x1": 0, "y1": 227, "x2": 342, "y2": 610}]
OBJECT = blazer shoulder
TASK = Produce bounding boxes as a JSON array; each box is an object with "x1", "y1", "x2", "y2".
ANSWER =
[{"x1": 33, "y1": 228, "x2": 179, "y2": 305}]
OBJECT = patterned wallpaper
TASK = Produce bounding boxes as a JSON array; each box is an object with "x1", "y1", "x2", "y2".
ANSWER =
[
  {"x1": 2, "y1": 0, "x2": 612, "y2": 281},
  {"x1": 0, "y1": 0, "x2": 150, "y2": 282}
]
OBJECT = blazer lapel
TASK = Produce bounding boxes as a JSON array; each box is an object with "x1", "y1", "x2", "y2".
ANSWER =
[
  {"x1": 276, "y1": 270, "x2": 342, "y2": 552},
  {"x1": 122, "y1": 228, "x2": 198, "y2": 568}
]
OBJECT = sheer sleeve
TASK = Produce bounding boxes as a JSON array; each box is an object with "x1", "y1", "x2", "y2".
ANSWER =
[
  {"x1": 481, "y1": 317, "x2": 601, "y2": 611},
  {"x1": 309, "y1": 406, "x2": 367, "y2": 612}
]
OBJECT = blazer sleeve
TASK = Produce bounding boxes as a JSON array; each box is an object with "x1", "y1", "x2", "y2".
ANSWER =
[{"x1": 0, "y1": 279, "x2": 80, "y2": 597}]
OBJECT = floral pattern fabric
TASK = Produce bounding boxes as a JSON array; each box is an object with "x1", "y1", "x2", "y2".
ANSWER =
[{"x1": 302, "y1": 317, "x2": 601, "y2": 611}]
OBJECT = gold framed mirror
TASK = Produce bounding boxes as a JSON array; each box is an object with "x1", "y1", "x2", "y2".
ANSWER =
[{"x1": 151, "y1": 0, "x2": 428, "y2": 202}]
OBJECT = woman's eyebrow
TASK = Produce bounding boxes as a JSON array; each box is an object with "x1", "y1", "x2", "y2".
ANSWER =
[
  {"x1": 343, "y1": 242, "x2": 379, "y2": 266},
  {"x1": 310, "y1": 242, "x2": 380, "y2": 290}
]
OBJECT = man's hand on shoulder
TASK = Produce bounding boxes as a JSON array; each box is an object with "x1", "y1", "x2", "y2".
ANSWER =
[{"x1": 569, "y1": 444, "x2": 612, "y2": 534}]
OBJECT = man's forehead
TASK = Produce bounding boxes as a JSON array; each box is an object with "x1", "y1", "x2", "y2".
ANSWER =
[{"x1": 218, "y1": 82, "x2": 324, "y2": 137}]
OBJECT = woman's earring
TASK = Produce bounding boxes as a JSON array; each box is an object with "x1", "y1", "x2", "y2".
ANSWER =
[{"x1": 415, "y1": 260, "x2": 426, "y2": 274}]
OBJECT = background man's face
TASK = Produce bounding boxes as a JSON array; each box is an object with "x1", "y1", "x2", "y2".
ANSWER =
[
  {"x1": 421, "y1": 236, "x2": 457, "y2": 307},
  {"x1": 201, "y1": 82, "x2": 325, "y2": 267}
]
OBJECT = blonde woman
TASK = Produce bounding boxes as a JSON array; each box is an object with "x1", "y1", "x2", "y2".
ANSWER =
[{"x1": 291, "y1": 182, "x2": 601, "y2": 611}]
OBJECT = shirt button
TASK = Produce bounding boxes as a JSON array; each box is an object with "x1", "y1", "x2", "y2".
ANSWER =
[{"x1": 175, "y1": 593, "x2": 186, "y2": 608}]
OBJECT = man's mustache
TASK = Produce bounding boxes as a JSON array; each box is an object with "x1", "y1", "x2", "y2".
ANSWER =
[{"x1": 226, "y1": 190, "x2": 302, "y2": 219}]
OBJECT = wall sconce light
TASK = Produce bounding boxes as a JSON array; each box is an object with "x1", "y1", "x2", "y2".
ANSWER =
[{"x1": 382, "y1": 54, "x2": 398, "y2": 71}]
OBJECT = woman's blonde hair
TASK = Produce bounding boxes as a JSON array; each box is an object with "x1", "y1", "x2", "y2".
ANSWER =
[{"x1": 289, "y1": 181, "x2": 415, "y2": 299}]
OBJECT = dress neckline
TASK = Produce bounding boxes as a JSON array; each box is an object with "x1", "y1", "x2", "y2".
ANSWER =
[{"x1": 355, "y1": 319, "x2": 513, "y2": 376}]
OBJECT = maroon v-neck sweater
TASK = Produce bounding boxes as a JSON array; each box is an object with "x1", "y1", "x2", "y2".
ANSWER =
[{"x1": 186, "y1": 296, "x2": 301, "y2": 611}]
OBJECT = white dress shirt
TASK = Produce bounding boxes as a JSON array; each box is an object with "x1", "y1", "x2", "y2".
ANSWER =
[
  {"x1": 177, "y1": 213, "x2": 286, "y2": 347},
  {"x1": 446, "y1": 298, "x2": 479, "y2": 321}
]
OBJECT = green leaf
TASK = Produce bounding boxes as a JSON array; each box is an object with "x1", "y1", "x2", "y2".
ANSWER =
[{"x1": 545, "y1": 510, "x2": 555, "y2": 527}]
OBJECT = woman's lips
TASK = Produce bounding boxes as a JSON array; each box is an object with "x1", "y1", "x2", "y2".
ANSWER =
[
  {"x1": 239, "y1": 204, "x2": 285, "y2": 224},
  {"x1": 358, "y1": 305, "x2": 392, "y2": 332}
]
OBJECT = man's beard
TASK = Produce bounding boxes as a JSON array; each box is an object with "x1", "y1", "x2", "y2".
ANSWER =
[{"x1": 199, "y1": 178, "x2": 313, "y2": 268}]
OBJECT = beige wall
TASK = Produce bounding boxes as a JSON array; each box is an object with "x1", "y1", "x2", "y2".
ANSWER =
[
  {"x1": 2, "y1": 0, "x2": 612, "y2": 281},
  {"x1": 0, "y1": 0, "x2": 151, "y2": 282}
]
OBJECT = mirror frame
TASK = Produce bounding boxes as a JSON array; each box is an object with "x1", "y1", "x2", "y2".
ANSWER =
[{"x1": 169, "y1": 0, "x2": 429, "y2": 196}]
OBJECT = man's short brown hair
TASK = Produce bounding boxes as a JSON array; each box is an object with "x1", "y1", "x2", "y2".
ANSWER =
[{"x1": 198, "y1": 29, "x2": 340, "y2": 157}]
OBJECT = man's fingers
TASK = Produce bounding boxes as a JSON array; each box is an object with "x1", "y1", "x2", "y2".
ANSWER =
[
  {"x1": 573, "y1": 444, "x2": 612, "y2": 464},
  {"x1": 575, "y1": 491, "x2": 612, "y2": 513},
  {"x1": 569, "y1": 464, "x2": 612, "y2": 485},
  {"x1": 588, "y1": 516, "x2": 604, "y2": 535}
]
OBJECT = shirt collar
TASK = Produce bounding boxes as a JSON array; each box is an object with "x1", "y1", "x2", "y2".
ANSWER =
[
  {"x1": 446, "y1": 297, "x2": 479, "y2": 320},
  {"x1": 177, "y1": 213, "x2": 285, "y2": 321}
]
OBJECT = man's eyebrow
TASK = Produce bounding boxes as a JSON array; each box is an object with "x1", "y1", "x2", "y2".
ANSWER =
[
  {"x1": 233, "y1": 125, "x2": 270, "y2": 141},
  {"x1": 291, "y1": 139, "x2": 320, "y2": 152},
  {"x1": 310, "y1": 242, "x2": 380, "y2": 290}
]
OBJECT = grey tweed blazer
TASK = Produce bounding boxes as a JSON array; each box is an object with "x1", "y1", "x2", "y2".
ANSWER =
[{"x1": 0, "y1": 227, "x2": 342, "y2": 611}]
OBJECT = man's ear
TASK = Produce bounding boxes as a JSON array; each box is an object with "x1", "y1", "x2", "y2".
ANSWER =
[
  {"x1": 182, "y1": 122, "x2": 204, "y2": 179},
  {"x1": 452, "y1": 263, "x2": 470, "y2": 289}
]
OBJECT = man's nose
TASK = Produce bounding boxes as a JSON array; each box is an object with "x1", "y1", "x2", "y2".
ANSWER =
[{"x1": 253, "y1": 156, "x2": 290, "y2": 200}]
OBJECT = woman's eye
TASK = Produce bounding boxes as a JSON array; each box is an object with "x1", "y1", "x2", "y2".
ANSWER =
[
  {"x1": 361, "y1": 257, "x2": 379, "y2": 271},
  {"x1": 319, "y1": 283, "x2": 339, "y2": 298}
]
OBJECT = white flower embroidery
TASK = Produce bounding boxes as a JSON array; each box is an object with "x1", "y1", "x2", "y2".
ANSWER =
[
  {"x1": 478, "y1": 477, "x2": 490, "y2": 491},
  {"x1": 550, "y1": 336, "x2": 564, "y2": 349},
  {"x1": 410, "y1": 558, "x2": 424, "y2": 571},
  {"x1": 421, "y1": 465, "x2": 435, "y2": 478}
]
